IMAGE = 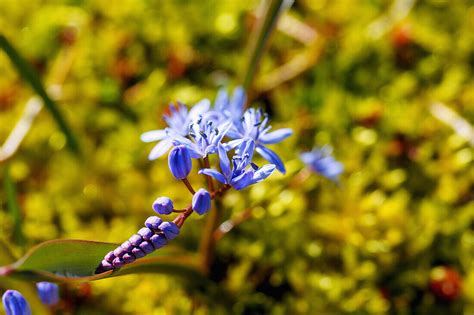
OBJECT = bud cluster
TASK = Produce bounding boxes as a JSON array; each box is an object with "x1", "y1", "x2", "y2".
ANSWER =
[{"x1": 95, "y1": 217, "x2": 179, "y2": 273}]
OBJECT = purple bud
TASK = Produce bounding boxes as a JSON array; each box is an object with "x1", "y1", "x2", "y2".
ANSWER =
[
  {"x1": 129, "y1": 234, "x2": 143, "y2": 246},
  {"x1": 122, "y1": 253, "x2": 136, "y2": 264},
  {"x1": 152, "y1": 197, "x2": 174, "y2": 215},
  {"x1": 159, "y1": 221, "x2": 180, "y2": 240},
  {"x1": 168, "y1": 145, "x2": 192, "y2": 180},
  {"x1": 192, "y1": 188, "x2": 212, "y2": 215},
  {"x1": 139, "y1": 241, "x2": 155, "y2": 254},
  {"x1": 36, "y1": 282, "x2": 59, "y2": 306},
  {"x1": 113, "y1": 246, "x2": 126, "y2": 258},
  {"x1": 137, "y1": 227, "x2": 154, "y2": 241},
  {"x1": 104, "y1": 251, "x2": 116, "y2": 263},
  {"x1": 2, "y1": 290, "x2": 31, "y2": 315},
  {"x1": 150, "y1": 233, "x2": 167, "y2": 249},
  {"x1": 131, "y1": 247, "x2": 146, "y2": 258},
  {"x1": 121, "y1": 241, "x2": 134, "y2": 252},
  {"x1": 98, "y1": 260, "x2": 113, "y2": 272},
  {"x1": 145, "y1": 216, "x2": 163, "y2": 230},
  {"x1": 112, "y1": 257, "x2": 124, "y2": 268}
]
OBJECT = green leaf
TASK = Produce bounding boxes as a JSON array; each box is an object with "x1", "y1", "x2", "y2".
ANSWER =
[
  {"x1": 0, "y1": 239, "x2": 233, "y2": 305},
  {"x1": 0, "y1": 239, "x2": 197, "y2": 281},
  {"x1": 241, "y1": 0, "x2": 292, "y2": 90},
  {"x1": 0, "y1": 34, "x2": 80, "y2": 155},
  {"x1": 3, "y1": 164, "x2": 25, "y2": 246}
]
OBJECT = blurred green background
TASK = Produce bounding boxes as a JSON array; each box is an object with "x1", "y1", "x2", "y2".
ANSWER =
[{"x1": 1, "y1": 0, "x2": 473, "y2": 314}]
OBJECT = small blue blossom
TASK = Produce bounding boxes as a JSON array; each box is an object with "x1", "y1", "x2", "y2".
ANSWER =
[
  {"x1": 36, "y1": 282, "x2": 59, "y2": 306},
  {"x1": 226, "y1": 108, "x2": 292, "y2": 173},
  {"x1": 183, "y1": 118, "x2": 231, "y2": 158},
  {"x1": 199, "y1": 140, "x2": 276, "y2": 190},
  {"x1": 300, "y1": 146, "x2": 344, "y2": 182},
  {"x1": 192, "y1": 188, "x2": 212, "y2": 215},
  {"x1": 152, "y1": 197, "x2": 174, "y2": 215},
  {"x1": 168, "y1": 145, "x2": 192, "y2": 180},
  {"x1": 159, "y1": 221, "x2": 180, "y2": 240},
  {"x1": 2, "y1": 290, "x2": 31, "y2": 315},
  {"x1": 141, "y1": 100, "x2": 210, "y2": 159}
]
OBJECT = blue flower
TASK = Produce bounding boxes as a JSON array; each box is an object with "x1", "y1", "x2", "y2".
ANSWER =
[
  {"x1": 192, "y1": 188, "x2": 212, "y2": 215},
  {"x1": 199, "y1": 139, "x2": 276, "y2": 190},
  {"x1": 226, "y1": 108, "x2": 292, "y2": 174},
  {"x1": 141, "y1": 100, "x2": 210, "y2": 160},
  {"x1": 36, "y1": 282, "x2": 59, "y2": 306},
  {"x1": 152, "y1": 197, "x2": 174, "y2": 215},
  {"x1": 300, "y1": 146, "x2": 344, "y2": 182},
  {"x1": 2, "y1": 290, "x2": 31, "y2": 315},
  {"x1": 168, "y1": 145, "x2": 192, "y2": 180},
  {"x1": 183, "y1": 117, "x2": 231, "y2": 158}
]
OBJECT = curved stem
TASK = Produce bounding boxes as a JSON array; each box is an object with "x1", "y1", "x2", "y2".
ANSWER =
[{"x1": 181, "y1": 178, "x2": 196, "y2": 195}]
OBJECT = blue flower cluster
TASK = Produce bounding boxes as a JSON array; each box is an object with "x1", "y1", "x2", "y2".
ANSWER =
[
  {"x1": 300, "y1": 146, "x2": 344, "y2": 182},
  {"x1": 96, "y1": 87, "x2": 292, "y2": 274},
  {"x1": 141, "y1": 86, "x2": 292, "y2": 176},
  {"x1": 2, "y1": 282, "x2": 59, "y2": 315}
]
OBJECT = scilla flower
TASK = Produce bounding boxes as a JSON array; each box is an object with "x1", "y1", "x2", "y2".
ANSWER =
[
  {"x1": 36, "y1": 282, "x2": 59, "y2": 305},
  {"x1": 168, "y1": 145, "x2": 192, "y2": 180},
  {"x1": 212, "y1": 86, "x2": 246, "y2": 123},
  {"x1": 199, "y1": 140, "x2": 276, "y2": 190},
  {"x1": 2, "y1": 290, "x2": 31, "y2": 315},
  {"x1": 192, "y1": 189, "x2": 211, "y2": 215},
  {"x1": 300, "y1": 146, "x2": 344, "y2": 182},
  {"x1": 141, "y1": 100, "x2": 210, "y2": 159},
  {"x1": 226, "y1": 108, "x2": 292, "y2": 173}
]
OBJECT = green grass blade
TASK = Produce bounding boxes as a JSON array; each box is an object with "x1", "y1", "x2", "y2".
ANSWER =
[
  {"x1": 241, "y1": 0, "x2": 291, "y2": 90},
  {"x1": 0, "y1": 34, "x2": 80, "y2": 155},
  {"x1": 3, "y1": 165, "x2": 25, "y2": 246}
]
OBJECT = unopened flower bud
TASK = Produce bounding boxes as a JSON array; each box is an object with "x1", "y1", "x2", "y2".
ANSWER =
[
  {"x1": 192, "y1": 188, "x2": 211, "y2": 215},
  {"x1": 2, "y1": 290, "x2": 31, "y2": 315},
  {"x1": 150, "y1": 234, "x2": 167, "y2": 249},
  {"x1": 36, "y1": 282, "x2": 59, "y2": 305},
  {"x1": 159, "y1": 222, "x2": 180, "y2": 240},
  {"x1": 168, "y1": 145, "x2": 192, "y2": 180},
  {"x1": 145, "y1": 216, "x2": 163, "y2": 230},
  {"x1": 152, "y1": 197, "x2": 174, "y2": 215}
]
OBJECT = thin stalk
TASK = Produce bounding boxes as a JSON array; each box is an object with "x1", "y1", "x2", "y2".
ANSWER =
[
  {"x1": 181, "y1": 178, "x2": 196, "y2": 195},
  {"x1": 0, "y1": 34, "x2": 80, "y2": 155},
  {"x1": 241, "y1": 0, "x2": 289, "y2": 90}
]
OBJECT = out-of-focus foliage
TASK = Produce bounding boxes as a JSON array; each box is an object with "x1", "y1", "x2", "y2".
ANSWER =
[{"x1": 0, "y1": 0, "x2": 473, "y2": 314}]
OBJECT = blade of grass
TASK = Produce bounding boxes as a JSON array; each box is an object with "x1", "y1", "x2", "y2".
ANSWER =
[
  {"x1": 0, "y1": 34, "x2": 80, "y2": 155},
  {"x1": 3, "y1": 165, "x2": 25, "y2": 246},
  {"x1": 241, "y1": 0, "x2": 292, "y2": 90}
]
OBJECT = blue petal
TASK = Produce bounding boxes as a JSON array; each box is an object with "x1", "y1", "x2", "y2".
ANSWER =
[
  {"x1": 148, "y1": 139, "x2": 173, "y2": 160},
  {"x1": 256, "y1": 145, "x2": 286, "y2": 174},
  {"x1": 230, "y1": 170, "x2": 253, "y2": 190},
  {"x1": 224, "y1": 139, "x2": 244, "y2": 151},
  {"x1": 140, "y1": 129, "x2": 168, "y2": 142},
  {"x1": 189, "y1": 99, "x2": 210, "y2": 119},
  {"x1": 238, "y1": 139, "x2": 255, "y2": 165},
  {"x1": 218, "y1": 143, "x2": 232, "y2": 179},
  {"x1": 199, "y1": 169, "x2": 227, "y2": 184},
  {"x1": 260, "y1": 128, "x2": 293, "y2": 144},
  {"x1": 252, "y1": 164, "x2": 276, "y2": 183},
  {"x1": 214, "y1": 88, "x2": 229, "y2": 111},
  {"x1": 230, "y1": 86, "x2": 246, "y2": 118}
]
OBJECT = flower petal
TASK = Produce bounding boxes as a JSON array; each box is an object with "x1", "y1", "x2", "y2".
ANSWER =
[
  {"x1": 214, "y1": 88, "x2": 229, "y2": 111},
  {"x1": 230, "y1": 170, "x2": 253, "y2": 190},
  {"x1": 256, "y1": 145, "x2": 285, "y2": 174},
  {"x1": 260, "y1": 128, "x2": 293, "y2": 144},
  {"x1": 218, "y1": 143, "x2": 232, "y2": 179},
  {"x1": 199, "y1": 169, "x2": 227, "y2": 184},
  {"x1": 252, "y1": 164, "x2": 276, "y2": 183},
  {"x1": 148, "y1": 139, "x2": 172, "y2": 160},
  {"x1": 189, "y1": 99, "x2": 211, "y2": 119},
  {"x1": 140, "y1": 129, "x2": 168, "y2": 142}
]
